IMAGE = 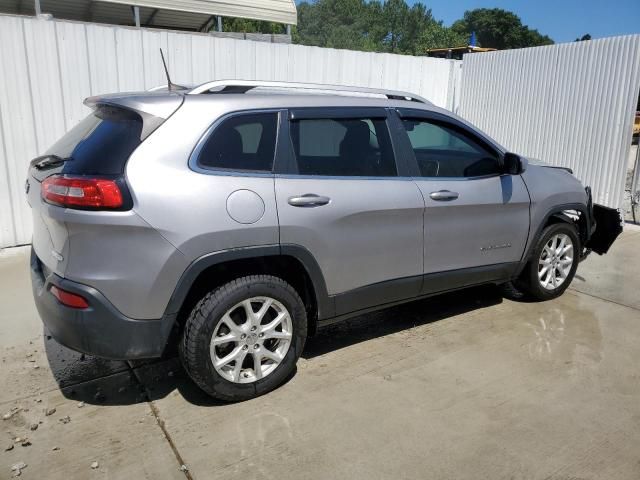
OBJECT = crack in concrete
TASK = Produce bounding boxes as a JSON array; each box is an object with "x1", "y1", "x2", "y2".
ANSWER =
[
  {"x1": 569, "y1": 287, "x2": 640, "y2": 312},
  {"x1": 127, "y1": 362, "x2": 195, "y2": 480}
]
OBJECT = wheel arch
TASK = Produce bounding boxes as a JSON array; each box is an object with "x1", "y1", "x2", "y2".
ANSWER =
[
  {"x1": 516, "y1": 202, "x2": 591, "y2": 276},
  {"x1": 161, "y1": 245, "x2": 333, "y2": 346}
]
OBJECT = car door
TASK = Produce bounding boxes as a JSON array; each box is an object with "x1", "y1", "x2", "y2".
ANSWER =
[
  {"x1": 393, "y1": 109, "x2": 530, "y2": 287},
  {"x1": 274, "y1": 107, "x2": 425, "y2": 316}
]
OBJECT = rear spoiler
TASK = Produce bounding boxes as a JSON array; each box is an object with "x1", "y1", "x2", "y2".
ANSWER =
[{"x1": 83, "y1": 92, "x2": 184, "y2": 120}]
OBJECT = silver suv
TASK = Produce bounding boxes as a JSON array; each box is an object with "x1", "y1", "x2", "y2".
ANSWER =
[{"x1": 28, "y1": 80, "x2": 621, "y2": 401}]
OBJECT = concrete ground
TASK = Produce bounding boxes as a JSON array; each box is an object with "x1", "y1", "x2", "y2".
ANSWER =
[{"x1": 1, "y1": 228, "x2": 639, "y2": 480}]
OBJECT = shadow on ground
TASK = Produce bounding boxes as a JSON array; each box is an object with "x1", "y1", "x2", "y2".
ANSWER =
[
  {"x1": 46, "y1": 284, "x2": 503, "y2": 407},
  {"x1": 303, "y1": 284, "x2": 502, "y2": 358}
]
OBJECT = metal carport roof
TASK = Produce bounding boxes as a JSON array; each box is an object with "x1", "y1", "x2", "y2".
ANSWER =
[{"x1": 0, "y1": 0, "x2": 297, "y2": 29}]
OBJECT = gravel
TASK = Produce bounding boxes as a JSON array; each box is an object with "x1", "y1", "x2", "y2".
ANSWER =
[{"x1": 11, "y1": 462, "x2": 27, "y2": 477}]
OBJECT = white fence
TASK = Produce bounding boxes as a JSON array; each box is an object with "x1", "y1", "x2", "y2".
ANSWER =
[
  {"x1": 458, "y1": 35, "x2": 640, "y2": 209},
  {"x1": 0, "y1": 14, "x2": 460, "y2": 248},
  {"x1": 1, "y1": 14, "x2": 639, "y2": 249}
]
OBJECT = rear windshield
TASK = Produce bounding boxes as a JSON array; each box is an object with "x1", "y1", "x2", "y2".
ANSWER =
[{"x1": 44, "y1": 106, "x2": 150, "y2": 176}]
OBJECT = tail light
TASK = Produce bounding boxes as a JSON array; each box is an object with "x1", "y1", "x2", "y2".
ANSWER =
[
  {"x1": 41, "y1": 175, "x2": 123, "y2": 209},
  {"x1": 50, "y1": 285, "x2": 89, "y2": 309}
]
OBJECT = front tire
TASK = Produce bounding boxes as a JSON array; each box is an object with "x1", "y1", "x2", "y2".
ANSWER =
[
  {"x1": 180, "y1": 275, "x2": 307, "y2": 402},
  {"x1": 513, "y1": 223, "x2": 580, "y2": 301}
]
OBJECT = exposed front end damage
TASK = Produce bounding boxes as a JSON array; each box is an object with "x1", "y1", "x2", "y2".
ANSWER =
[
  {"x1": 553, "y1": 187, "x2": 622, "y2": 261},
  {"x1": 586, "y1": 204, "x2": 623, "y2": 255},
  {"x1": 582, "y1": 186, "x2": 623, "y2": 256}
]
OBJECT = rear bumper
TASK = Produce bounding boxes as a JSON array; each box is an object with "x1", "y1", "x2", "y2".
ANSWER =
[{"x1": 30, "y1": 248, "x2": 174, "y2": 360}]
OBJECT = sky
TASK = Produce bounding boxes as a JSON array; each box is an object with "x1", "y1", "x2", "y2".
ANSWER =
[{"x1": 407, "y1": 0, "x2": 640, "y2": 43}]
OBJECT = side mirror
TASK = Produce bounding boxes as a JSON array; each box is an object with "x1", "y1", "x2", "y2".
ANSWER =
[{"x1": 503, "y1": 152, "x2": 526, "y2": 175}]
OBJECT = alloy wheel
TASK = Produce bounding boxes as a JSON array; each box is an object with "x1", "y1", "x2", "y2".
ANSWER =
[
  {"x1": 210, "y1": 297, "x2": 293, "y2": 383},
  {"x1": 538, "y1": 233, "x2": 574, "y2": 290}
]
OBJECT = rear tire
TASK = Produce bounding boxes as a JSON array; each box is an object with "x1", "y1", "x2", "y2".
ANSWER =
[
  {"x1": 180, "y1": 275, "x2": 307, "y2": 402},
  {"x1": 513, "y1": 223, "x2": 580, "y2": 301}
]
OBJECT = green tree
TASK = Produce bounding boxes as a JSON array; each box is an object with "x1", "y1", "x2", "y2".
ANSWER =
[
  {"x1": 418, "y1": 21, "x2": 467, "y2": 51},
  {"x1": 294, "y1": 0, "x2": 375, "y2": 51},
  {"x1": 295, "y1": 0, "x2": 461, "y2": 55},
  {"x1": 451, "y1": 8, "x2": 553, "y2": 49},
  {"x1": 575, "y1": 34, "x2": 592, "y2": 41},
  {"x1": 220, "y1": 17, "x2": 284, "y2": 34},
  {"x1": 379, "y1": 1, "x2": 441, "y2": 54},
  {"x1": 381, "y1": 0, "x2": 409, "y2": 52}
]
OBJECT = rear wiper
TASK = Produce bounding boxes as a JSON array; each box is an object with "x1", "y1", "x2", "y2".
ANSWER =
[{"x1": 31, "y1": 154, "x2": 69, "y2": 170}]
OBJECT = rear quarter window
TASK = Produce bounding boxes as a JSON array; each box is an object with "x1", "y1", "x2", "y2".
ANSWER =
[{"x1": 195, "y1": 112, "x2": 278, "y2": 173}]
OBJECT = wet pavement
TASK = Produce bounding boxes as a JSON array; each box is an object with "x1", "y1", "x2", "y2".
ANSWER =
[{"x1": 1, "y1": 227, "x2": 639, "y2": 479}]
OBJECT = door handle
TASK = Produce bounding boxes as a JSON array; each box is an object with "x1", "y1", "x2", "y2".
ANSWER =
[
  {"x1": 287, "y1": 194, "x2": 331, "y2": 207},
  {"x1": 429, "y1": 190, "x2": 459, "y2": 201}
]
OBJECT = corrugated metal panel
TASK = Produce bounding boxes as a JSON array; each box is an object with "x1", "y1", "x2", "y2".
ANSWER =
[
  {"x1": 0, "y1": 0, "x2": 294, "y2": 29},
  {"x1": 0, "y1": 14, "x2": 459, "y2": 247},
  {"x1": 0, "y1": 0, "x2": 148, "y2": 24},
  {"x1": 458, "y1": 35, "x2": 640, "y2": 209},
  {"x1": 106, "y1": 0, "x2": 297, "y2": 25},
  {"x1": 0, "y1": 15, "x2": 37, "y2": 247}
]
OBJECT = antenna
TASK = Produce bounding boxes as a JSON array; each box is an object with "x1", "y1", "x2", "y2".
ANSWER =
[{"x1": 159, "y1": 49, "x2": 174, "y2": 91}]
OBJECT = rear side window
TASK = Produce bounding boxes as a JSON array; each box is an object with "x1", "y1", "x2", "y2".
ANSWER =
[
  {"x1": 290, "y1": 117, "x2": 397, "y2": 177},
  {"x1": 196, "y1": 112, "x2": 278, "y2": 172},
  {"x1": 45, "y1": 106, "x2": 148, "y2": 176},
  {"x1": 402, "y1": 119, "x2": 500, "y2": 178}
]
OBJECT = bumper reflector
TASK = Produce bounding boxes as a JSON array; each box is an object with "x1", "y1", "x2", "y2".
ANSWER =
[{"x1": 50, "y1": 285, "x2": 89, "y2": 309}]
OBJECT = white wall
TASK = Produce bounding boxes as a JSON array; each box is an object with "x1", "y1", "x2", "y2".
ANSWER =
[
  {"x1": 457, "y1": 35, "x2": 640, "y2": 209},
  {"x1": 0, "y1": 14, "x2": 460, "y2": 248},
  {"x1": 2, "y1": 15, "x2": 639, "y2": 249}
]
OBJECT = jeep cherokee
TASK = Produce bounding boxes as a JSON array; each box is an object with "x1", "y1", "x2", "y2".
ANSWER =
[{"x1": 27, "y1": 80, "x2": 621, "y2": 401}]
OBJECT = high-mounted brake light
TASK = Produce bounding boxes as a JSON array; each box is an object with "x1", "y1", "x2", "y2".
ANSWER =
[
  {"x1": 50, "y1": 285, "x2": 89, "y2": 309},
  {"x1": 41, "y1": 175, "x2": 123, "y2": 209}
]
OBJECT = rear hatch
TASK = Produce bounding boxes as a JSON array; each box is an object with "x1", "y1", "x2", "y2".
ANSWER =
[{"x1": 28, "y1": 93, "x2": 182, "y2": 277}]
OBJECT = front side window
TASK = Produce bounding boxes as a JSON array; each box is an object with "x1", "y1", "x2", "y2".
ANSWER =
[
  {"x1": 402, "y1": 119, "x2": 500, "y2": 178},
  {"x1": 197, "y1": 112, "x2": 278, "y2": 172},
  {"x1": 290, "y1": 117, "x2": 397, "y2": 177}
]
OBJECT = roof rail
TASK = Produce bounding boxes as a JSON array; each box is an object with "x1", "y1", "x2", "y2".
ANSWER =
[
  {"x1": 187, "y1": 80, "x2": 429, "y2": 104},
  {"x1": 147, "y1": 84, "x2": 191, "y2": 92}
]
